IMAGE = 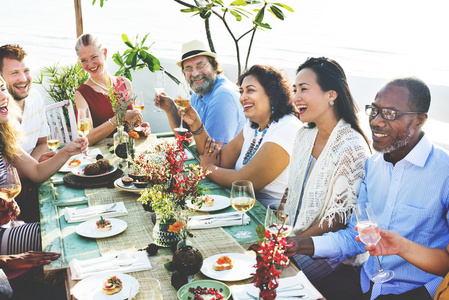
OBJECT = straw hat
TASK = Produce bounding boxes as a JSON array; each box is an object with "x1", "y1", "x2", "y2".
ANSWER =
[{"x1": 176, "y1": 40, "x2": 217, "y2": 67}]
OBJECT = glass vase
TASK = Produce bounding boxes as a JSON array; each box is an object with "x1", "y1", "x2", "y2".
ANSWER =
[
  {"x1": 113, "y1": 125, "x2": 129, "y2": 160},
  {"x1": 127, "y1": 136, "x2": 136, "y2": 163}
]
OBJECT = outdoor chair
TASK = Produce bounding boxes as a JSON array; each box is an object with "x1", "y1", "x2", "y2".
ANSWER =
[{"x1": 45, "y1": 100, "x2": 79, "y2": 144}]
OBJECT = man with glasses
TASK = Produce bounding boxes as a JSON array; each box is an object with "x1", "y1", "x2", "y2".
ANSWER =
[
  {"x1": 154, "y1": 40, "x2": 245, "y2": 147},
  {"x1": 284, "y1": 77, "x2": 449, "y2": 300}
]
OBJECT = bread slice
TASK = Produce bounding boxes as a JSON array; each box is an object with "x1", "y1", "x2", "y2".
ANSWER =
[
  {"x1": 102, "y1": 276, "x2": 123, "y2": 295},
  {"x1": 96, "y1": 218, "x2": 112, "y2": 231},
  {"x1": 213, "y1": 256, "x2": 233, "y2": 271},
  {"x1": 204, "y1": 195, "x2": 214, "y2": 207}
]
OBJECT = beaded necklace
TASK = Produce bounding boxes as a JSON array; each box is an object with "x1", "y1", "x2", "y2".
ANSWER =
[
  {"x1": 243, "y1": 123, "x2": 270, "y2": 165},
  {"x1": 90, "y1": 75, "x2": 109, "y2": 91}
]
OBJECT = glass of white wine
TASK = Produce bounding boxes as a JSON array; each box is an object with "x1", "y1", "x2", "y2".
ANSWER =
[
  {"x1": 154, "y1": 70, "x2": 165, "y2": 113},
  {"x1": 174, "y1": 83, "x2": 190, "y2": 133},
  {"x1": 77, "y1": 108, "x2": 91, "y2": 137},
  {"x1": 230, "y1": 180, "x2": 256, "y2": 239},
  {"x1": 0, "y1": 167, "x2": 24, "y2": 228},
  {"x1": 356, "y1": 202, "x2": 394, "y2": 283},
  {"x1": 47, "y1": 127, "x2": 60, "y2": 151},
  {"x1": 265, "y1": 203, "x2": 292, "y2": 237},
  {"x1": 134, "y1": 92, "x2": 145, "y2": 111}
]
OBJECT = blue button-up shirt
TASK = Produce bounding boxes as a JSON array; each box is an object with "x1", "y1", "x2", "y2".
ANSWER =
[
  {"x1": 313, "y1": 134, "x2": 449, "y2": 299},
  {"x1": 190, "y1": 74, "x2": 245, "y2": 146}
]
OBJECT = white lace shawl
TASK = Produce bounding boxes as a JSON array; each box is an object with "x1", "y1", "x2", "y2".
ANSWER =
[{"x1": 286, "y1": 119, "x2": 370, "y2": 234}]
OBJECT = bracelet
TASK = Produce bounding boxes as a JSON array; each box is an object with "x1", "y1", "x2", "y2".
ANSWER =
[
  {"x1": 191, "y1": 123, "x2": 204, "y2": 136},
  {"x1": 108, "y1": 118, "x2": 116, "y2": 127},
  {"x1": 203, "y1": 163, "x2": 214, "y2": 172}
]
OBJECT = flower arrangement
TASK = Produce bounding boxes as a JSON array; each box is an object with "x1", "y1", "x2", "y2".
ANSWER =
[
  {"x1": 251, "y1": 229, "x2": 291, "y2": 300},
  {"x1": 137, "y1": 135, "x2": 209, "y2": 223},
  {"x1": 106, "y1": 76, "x2": 135, "y2": 127}
]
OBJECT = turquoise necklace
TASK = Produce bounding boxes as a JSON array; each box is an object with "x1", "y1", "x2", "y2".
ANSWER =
[{"x1": 243, "y1": 124, "x2": 270, "y2": 165}]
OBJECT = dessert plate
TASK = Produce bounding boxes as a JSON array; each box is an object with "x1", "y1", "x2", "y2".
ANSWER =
[
  {"x1": 72, "y1": 273, "x2": 139, "y2": 300},
  {"x1": 76, "y1": 218, "x2": 127, "y2": 238},
  {"x1": 114, "y1": 178, "x2": 147, "y2": 193},
  {"x1": 186, "y1": 195, "x2": 230, "y2": 212},
  {"x1": 71, "y1": 164, "x2": 117, "y2": 178},
  {"x1": 201, "y1": 253, "x2": 256, "y2": 281}
]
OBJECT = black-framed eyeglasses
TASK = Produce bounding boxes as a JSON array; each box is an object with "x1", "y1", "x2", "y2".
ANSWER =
[
  {"x1": 183, "y1": 62, "x2": 209, "y2": 75},
  {"x1": 365, "y1": 105, "x2": 425, "y2": 121}
]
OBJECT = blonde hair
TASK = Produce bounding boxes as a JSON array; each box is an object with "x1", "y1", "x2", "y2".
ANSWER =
[
  {"x1": 75, "y1": 33, "x2": 103, "y2": 54},
  {"x1": 0, "y1": 76, "x2": 23, "y2": 163}
]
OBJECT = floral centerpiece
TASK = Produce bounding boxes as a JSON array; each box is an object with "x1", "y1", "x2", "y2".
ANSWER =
[
  {"x1": 251, "y1": 227, "x2": 291, "y2": 300},
  {"x1": 106, "y1": 77, "x2": 135, "y2": 159},
  {"x1": 137, "y1": 135, "x2": 209, "y2": 247}
]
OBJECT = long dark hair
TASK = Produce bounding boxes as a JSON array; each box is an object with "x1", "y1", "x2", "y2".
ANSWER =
[
  {"x1": 297, "y1": 57, "x2": 370, "y2": 147},
  {"x1": 238, "y1": 65, "x2": 297, "y2": 129}
]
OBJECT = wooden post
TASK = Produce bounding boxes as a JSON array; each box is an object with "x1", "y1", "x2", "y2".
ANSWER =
[{"x1": 74, "y1": 0, "x2": 83, "y2": 38}]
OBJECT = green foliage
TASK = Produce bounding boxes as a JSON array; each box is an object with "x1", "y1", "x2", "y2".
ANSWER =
[
  {"x1": 34, "y1": 62, "x2": 88, "y2": 124},
  {"x1": 112, "y1": 33, "x2": 180, "y2": 85}
]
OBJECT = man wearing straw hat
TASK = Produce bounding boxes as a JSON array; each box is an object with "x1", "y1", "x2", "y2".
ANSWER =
[{"x1": 155, "y1": 39, "x2": 245, "y2": 147}]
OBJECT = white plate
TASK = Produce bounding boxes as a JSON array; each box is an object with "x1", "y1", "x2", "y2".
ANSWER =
[
  {"x1": 201, "y1": 253, "x2": 256, "y2": 281},
  {"x1": 76, "y1": 218, "x2": 127, "y2": 239},
  {"x1": 59, "y1": 149, "x2": 103, "y2": 173},
  {"x1": 71, "y1": 164, "x2": 117, "y2": 178},
  {"x1": 72, "y1": 273, "x2": 139, "y2": 300},
  {"x1": 186, "y1": 195, "x2": 231, "y2": 212},
  {"x1": 114, "y1": 178, "x2": 148, "y2": 193}
]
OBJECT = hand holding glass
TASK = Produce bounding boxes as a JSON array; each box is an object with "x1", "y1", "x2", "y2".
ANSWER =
[
  {"x1": 77, "y1": 108, "x2": 91, "y2": 137},
  {"x1": 154, "y1": 70, "x2": 165, "y2": 112},
  {"x1": 230, "y1": 180, "x2": 256, "y2": 239},
  {"x1": 265, "y1": 203, "x2": 292, "y2": 237},
  {"x1": 356, "y1": 203, "x2": 394, "y2": 283},
  {"x1": 0, "y1": 167, "x2": 24, "y2": 228},
  {"x1": 174, "y1": 83, "x2": 190, "y2": 133}
]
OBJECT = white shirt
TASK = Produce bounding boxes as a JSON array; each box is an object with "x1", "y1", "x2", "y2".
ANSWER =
[
  {"x1": 21, "y1": 89, "x2": 50, "y2": 154},
  {"x1": 235, "y1": 114, "x2": 302, "y2": 207}
]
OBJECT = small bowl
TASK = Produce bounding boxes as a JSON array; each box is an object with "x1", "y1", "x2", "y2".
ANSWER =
[
  {"x1": 121, "y1": 176, "x2": 133, "y2": 186},
  {"x1": 133, "y1": 181, "x2": 148, "y2": 189},
  {"x1": 128, "y1": 171, "x2": 141, "y2": 181}
]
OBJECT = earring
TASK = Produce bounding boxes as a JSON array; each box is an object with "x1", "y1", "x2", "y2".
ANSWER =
[
  {"x1": 329, "y1": 101, "x2": 334, "y2": 106},
  {"x1": 271, "y1": 106, "x2": 275, "y2": 114}
]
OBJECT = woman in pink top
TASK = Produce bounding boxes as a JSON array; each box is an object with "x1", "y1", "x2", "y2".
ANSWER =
[{"x1": 74, "y1": 33, "x2": 150, "y2": 145}]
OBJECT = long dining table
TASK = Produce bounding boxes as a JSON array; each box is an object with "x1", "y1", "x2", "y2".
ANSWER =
[{"x1": 38, "y1": 133, "x2": 313, "y2": 300}]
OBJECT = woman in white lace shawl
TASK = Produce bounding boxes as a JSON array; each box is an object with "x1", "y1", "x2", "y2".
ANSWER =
[{"x1": 282, "y1": 57, "x2": 371, "y2": 283}]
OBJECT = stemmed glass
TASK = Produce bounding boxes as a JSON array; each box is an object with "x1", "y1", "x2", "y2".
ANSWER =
[
  {"x1": 265, "y1": 203, "x2": 292, "y2": 237},
  {"x1": 47, "y1": 127, "x2": 60, "y2": 151},
  {"x1": 230, "y1": 180, "x2": 256, "y2": 239},
  {"x1": 153, "y1": 70, "x2": 165, "y2": 112},
  {"x1": 356, "y1": 202, "x2": 394, "y2": 283},
  {"x1": 174, "y1": 83, "x2": 190, "y2": 133},
  {"x1": 77, "y1": 108, "x2": 91, "y2": 137},
  {"x1": 133, "y1": 92, "x2": 145, "y2": 111},
  {"x1": 0, "y1": 167, "x2": 24, "y2": 228}
]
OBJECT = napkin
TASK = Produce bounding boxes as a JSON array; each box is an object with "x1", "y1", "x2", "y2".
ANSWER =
[
  {"x1": 59, "y1": 148, "x2": 103, "y2": 173},
  {"x1": 230, "y1": 271, "x2": 323, "y2": 300},
  {"x1": 64, "y1": 202, "x2": 128, "y2": 223},
  {"x1": 187, "y1": 212, "x2": 250, "y2": 229},
  {"x1": 69, "y1": 251, "x2": 152, "y2": 280}
]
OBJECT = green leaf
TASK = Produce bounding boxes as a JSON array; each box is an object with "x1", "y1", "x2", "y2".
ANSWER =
[
  {"x1": 255, "y1": 224, "x2": 265, "y2": 239},
  {"x1": 122, "y1": 34, "x2": 133, "y2": 48},
  {"x1": 254, "y1": 6, "x2": 265, "y2": 23},
  {"x1": 141, "y1": 32, "x2": 150, "y2": 46},
  {"x1": 124, "y1": 69, "x2": 132, "y2": 81},
  {"x1": 272, "y1": 2, "x2": 294, "y2": 12},
  {"x1": 229, "y1": 10, "x2": 243, "y2": 21},
  {"x1": 269, "y1": 5, "x2": 284, "y2": 20},
  {"x1": 200, "y1": 10, "x2": 212, "y2": 19},
  {"x1": 164, "y1": 261, "x2": 175, "y2": 271},
  {"x1": 255, "y1": 21, "x2": 272, "y2": 29},
  {"x1": 125, "y1": 52, "x2": 136, "y2": 66},
  {"x1": 230, "y1": 0, "x2": 247, "y2": 5},
  {"x1": 180, "y1": 7, "x2": 200, "y2": 13}
]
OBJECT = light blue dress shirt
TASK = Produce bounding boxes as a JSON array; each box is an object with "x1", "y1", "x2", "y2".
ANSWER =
[
  {"x1": 313, "y1": 134, "x2": 449, "y2": 299},
  {"x1": 190, "y1": 74, "x2": 245, "y2": 146}
]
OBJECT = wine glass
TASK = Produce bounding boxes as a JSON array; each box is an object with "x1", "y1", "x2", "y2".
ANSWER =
[
  {"x1": 0, "y1": 167, "x2": 24, "y2": 228},
  {"x1": 230, "y1": 180, "x2": 256, "y2": 239},
  {"x1": 265, "y1": 203, "x2": 292, "y2": 237},
  {"x1": 356, "y1": 202, "x2": 394, "y2": 283},
  {"x1": 77, "y1": 108, "x2": 91, "y2": 137},
  {"x1": 153, "y1": 70, "x2": 165, "y2": 112},
  {"x1": 133, "y1": 92, "x2": 145, "y2": 111},
  {"x1": 174, "y1": 83, "x2": 190, "y2": 133},
  {"x1": 47, "y1": 127, "x2": 60, "y2": 151}
]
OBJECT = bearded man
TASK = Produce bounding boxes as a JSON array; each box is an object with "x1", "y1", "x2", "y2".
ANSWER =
[{"x1": 155, "y1": 40, "x2": 245, "y2": 147}]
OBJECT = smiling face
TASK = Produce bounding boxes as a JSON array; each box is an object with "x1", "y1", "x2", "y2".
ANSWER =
[
  {"x1": 1, "y1": 57, "x2": 32, "y2": 101},
  {"x1": 293, "y1": 68, "x2": 336, "y2": 126},
  {"x1": 0, "y1": 77, "x2": 11, "y2": 123},
  {"x1": 182, "y1": 55, "x2": 216, "y2": 96},
  {"x1": 239, "y1": 75, "x2": 271, "y2": 129},
  {"x1": 369, "y1": 83, "x2": 425, "y2": 161},
  {"x1": 77, "y1": 44, "x2": 107, "y2": 79}
]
